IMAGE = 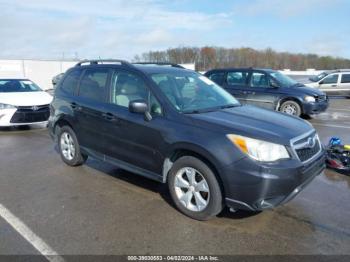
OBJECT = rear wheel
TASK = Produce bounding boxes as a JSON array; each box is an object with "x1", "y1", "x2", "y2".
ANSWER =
[
  {"x1": 280, "y1": 100, "x2": 301, "y2": 117},
  {"x1": 168, "y1": 156, "x2": 223, "y2": 220},
  {"x1": 58, "y1": 126, "x2": 87, "y2": 166}
]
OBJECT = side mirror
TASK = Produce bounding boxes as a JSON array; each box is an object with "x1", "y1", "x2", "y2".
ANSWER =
[
  {"x1": 129, "y1": 100, "x2": 152, "y2": 121},
  {"x1": 270, "y1": 80, "x2": 280, "y2": 88}
]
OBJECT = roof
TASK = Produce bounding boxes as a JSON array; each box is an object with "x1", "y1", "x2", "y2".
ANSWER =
[
  {"x1": 133, "y1": 64, "x2": 193, "y2": 74},
  {"x1": 206, "y1": 67, "x2": 276, "y2": 73},
  {"x1": 0, "y1": 78, "x2": 30, "y2": 81}
]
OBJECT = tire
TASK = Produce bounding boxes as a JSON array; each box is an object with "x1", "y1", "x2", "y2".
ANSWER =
[
  {"x1": 279, "y1": 100, "x2": 302, "y2": 117},
  {"x1": 57, "y1": 126, "x2": 87, "y2": 166},
  {"x1": 168, "y1": 156, "x2": 223, "y2": 220}
]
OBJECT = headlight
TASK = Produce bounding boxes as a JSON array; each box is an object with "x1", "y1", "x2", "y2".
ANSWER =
[
  {"x1": 304, "y1": 96, "x2": 315, "y2": 103},
  {"x1": 227, "y1": 134, "x2": 290, "y2": 162},
  {"x1": 0, "y1": 103, "x2": 16, "y2": 109}
]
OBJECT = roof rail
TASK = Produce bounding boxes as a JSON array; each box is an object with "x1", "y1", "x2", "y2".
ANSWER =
[
  {"x1": 133, "y1": 62, "x2": 185, "y2": 69},
  {"x1": 75, "y1": 59, "x2": 133, "y2": 67}
]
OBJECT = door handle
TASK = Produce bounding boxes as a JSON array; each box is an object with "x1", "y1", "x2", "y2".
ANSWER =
[
  {"x1": 331, "y1": 85, "x2": 337, "y2": 87},
  {"x1": 102, "y1": 112, "x2": 118, "y2": 122},
  {"x1": 71, "y1": 102, "x2": 82, "y2": 111}
]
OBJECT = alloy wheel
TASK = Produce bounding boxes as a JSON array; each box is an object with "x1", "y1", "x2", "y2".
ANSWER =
[
  {"x1": 174, "y1": 167, "x2": 210, "y2": 212},
  {"x1": 60, "y1": 132, "x2": 76, "y2": 161},
  {"x1": 282, "y1": 103, "x2": 297, "y2": 115}
]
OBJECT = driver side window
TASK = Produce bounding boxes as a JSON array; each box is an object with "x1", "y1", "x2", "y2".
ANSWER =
[
  {"x1": 110, "y1": 70, "x2": 162, "y2": 115},
  {"x1": 321, "y1": 74, "x2": 339, "y2": 84}
]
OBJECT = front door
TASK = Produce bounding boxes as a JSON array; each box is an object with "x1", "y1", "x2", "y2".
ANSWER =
[
  {"x1": 103, "y1": 69, "x2": 166, "y2": 174},
  {"x1": 318, "y1": 73, "x2": 340, "y2": 96}
]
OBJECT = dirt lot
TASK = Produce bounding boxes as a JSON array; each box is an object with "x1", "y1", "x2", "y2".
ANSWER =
[{"x1": 0, "y1": 99, "x2": 349, "y2": 256}]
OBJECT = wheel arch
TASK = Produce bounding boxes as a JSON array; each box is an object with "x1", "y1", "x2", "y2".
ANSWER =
[
  {"x1": 52, "y1": 115, "x2": 76, "y2": 138},
  {"x1": 277, "y1": 96, "x2": 304, "y2": 113},
  {"x1": 162, "y1": 143, "x2": 225, "y2": 196}
]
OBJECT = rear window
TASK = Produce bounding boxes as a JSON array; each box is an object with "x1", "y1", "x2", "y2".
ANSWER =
[
  {"x1": 227, "y1": 71, "x2": 248, "y2": 86},
  {"x1": 61, "y1": 70, "x2": 81, "y2": 95},
  {"x1": 0, "y1": 80, "x2": 42, "y2": 92},
  {"x1": 79, "y1": 69, "x2": 109, "y2": 102},
  {"x1": 208, "y1": 72, "x2": 225, "y2": 85},
  {"x1": 341, "y1": 74, "x2": 350, "y2": 83}
]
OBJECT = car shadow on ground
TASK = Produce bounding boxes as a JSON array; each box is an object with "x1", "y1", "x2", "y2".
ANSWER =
[
  {"x1": 84, "y1": 157, "x2": 261, "y2": 220},
  {"x1": 0, "y1": 125, "x2": 31, "y2": 132}
]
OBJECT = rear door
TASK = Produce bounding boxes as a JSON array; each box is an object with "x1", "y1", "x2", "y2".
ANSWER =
[
  {"x1": 245, "y1": 71, "x2": 279, "y2": 110},
  {"x1": 339, "y1": 73, "x2": 350, "y2": 97},
  {"x1": 318, "y1": 73, "x2": 340, "y2": 96},
  {"x1": 73, "y1": 67, "x2": 110, "y2": 153},
  {"x1": 223, "y1": 70, "x2": 250, "y2": 103}
]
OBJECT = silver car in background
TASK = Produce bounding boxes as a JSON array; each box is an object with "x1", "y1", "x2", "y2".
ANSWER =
[{"x1": 305, "y1": 70, "x2": 350, "y2": 98}]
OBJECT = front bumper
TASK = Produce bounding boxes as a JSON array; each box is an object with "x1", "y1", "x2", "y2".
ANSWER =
[
  {"x1": 0, "y1": 107, "x2": 50, "y2": 127},
  {"x1": 302, "y1": 100, "x2": 329, "y2": 115},
  {"x1": 221, "y1": 149, "x2": 326, "y2": 211}
]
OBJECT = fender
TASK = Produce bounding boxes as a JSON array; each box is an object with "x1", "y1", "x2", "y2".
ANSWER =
[{"x1": 162, "y1": 141, "x2": 223, "y2": 183}]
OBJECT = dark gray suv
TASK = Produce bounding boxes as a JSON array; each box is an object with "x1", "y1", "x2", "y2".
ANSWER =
[
  {"x1": 205, "y1": 68, "x2": 329, "y2": 117},
  {"x1": 49, "y1": 60, "x2": 325, "y2": 220}
]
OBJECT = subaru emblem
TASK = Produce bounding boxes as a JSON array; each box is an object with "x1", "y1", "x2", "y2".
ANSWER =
[{"x1": 307, "y1": 137, "x2": 315, "y2": 148}]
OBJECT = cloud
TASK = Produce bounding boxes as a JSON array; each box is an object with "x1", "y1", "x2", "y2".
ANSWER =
[
  {"x1": 0, "y1": 0, "x2": 232, "y2": 59},
  {"x1": 233, "y1": 0, "x2": 343, "y2": 18}
]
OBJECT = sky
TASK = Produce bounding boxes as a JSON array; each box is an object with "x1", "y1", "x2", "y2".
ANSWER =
[{"x1": 0, "y1": 0, "x2": 349, "y2": 60}]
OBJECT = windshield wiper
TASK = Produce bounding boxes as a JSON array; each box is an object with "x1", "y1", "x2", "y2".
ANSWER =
[
  {"x1": 219, "y1": 104, "x2": 239, "y2": 109},
  {"x1": 183, "y1": 104, "x2": 239, "y2": 114},
  {"x1": 291, "y1": 83, "x2": 303, "y2": 87}
]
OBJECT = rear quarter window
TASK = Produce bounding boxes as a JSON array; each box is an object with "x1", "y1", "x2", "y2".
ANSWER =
[
  {"x1": 207, "y1": 72, "x2": 225, "y2": 85},
  {"x1": 60, "y1": 70, "x2": 81, "y2": 95}
]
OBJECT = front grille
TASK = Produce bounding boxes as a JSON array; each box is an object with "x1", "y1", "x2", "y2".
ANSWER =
[
  {"x1": 295, "y1": 141, "x2": 321, "y2": 162},
  {"x1": 292, "y1": 132, "x2": 322, "y2": 163},
  {"x1": 10, "y1": 104, "x2": 50, "y2": 123}
]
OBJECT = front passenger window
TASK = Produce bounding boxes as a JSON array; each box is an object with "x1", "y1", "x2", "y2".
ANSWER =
[
  {"x1": 321, "y1": 74, "x2": 339, "y2": 84},
  {"x1": 111, "y1": 71, "x2": 162, "y2": 115}
]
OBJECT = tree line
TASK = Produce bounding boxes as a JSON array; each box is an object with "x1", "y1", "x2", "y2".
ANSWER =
[{"x1": 133, "y1": 46, "x2": 350, "y2": 71}]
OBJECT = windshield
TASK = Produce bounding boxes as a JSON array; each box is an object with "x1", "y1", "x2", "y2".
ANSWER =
[
  {"x1": 151, "y1": 72, "x2": 240, "y2": 113},
  {"x1": 310, "y1": 72, "x2": 328, "y2": 82},
  {"x1": 0, "y1": 80, "x2": 42, "y2": 93},
  {"x1": 270, "y1": 72, "x2": 298, "y2": 87}
]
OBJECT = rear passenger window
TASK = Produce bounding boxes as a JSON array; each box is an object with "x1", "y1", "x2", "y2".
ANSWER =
[
  {"x1": 250, "y1": 72, "x2": 269, "y2": 88},
  {"x1": 79, "y1": 69, "x2": 109, "y2": 102},
  {"x1": 227, "y1": 71, "x2": 248, "y2": 86},
  {"x1": 341, "y1": 74, "x2": 350, "y2": 83},
  {"x1": 208, "y1": 72, "x2": 225, "y2": 85},
  {"x1": 61, "y1": 70, "x2": 81, "y2": 95}
]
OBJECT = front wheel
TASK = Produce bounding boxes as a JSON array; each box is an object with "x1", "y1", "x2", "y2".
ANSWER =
[
  {"x1": 168, "y1": 156, "x2": 223, "y2": 220},
  {"x1": 58, "y1": 126, "x2": 87, "y2": 166},
  {"x1": 279, "y1": 100, "x2": 302, "y2": 117}
]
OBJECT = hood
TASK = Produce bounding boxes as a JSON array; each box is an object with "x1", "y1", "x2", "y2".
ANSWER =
[
  {"x1": 0, "y1": 91, "x2": 53, "y2": 106},
  {"x1": 290, "y1": 84, "x2": 324, "y2": 96},
  {"x1": 188, "y1": 105, "x2": 313, "y2": 145}
]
